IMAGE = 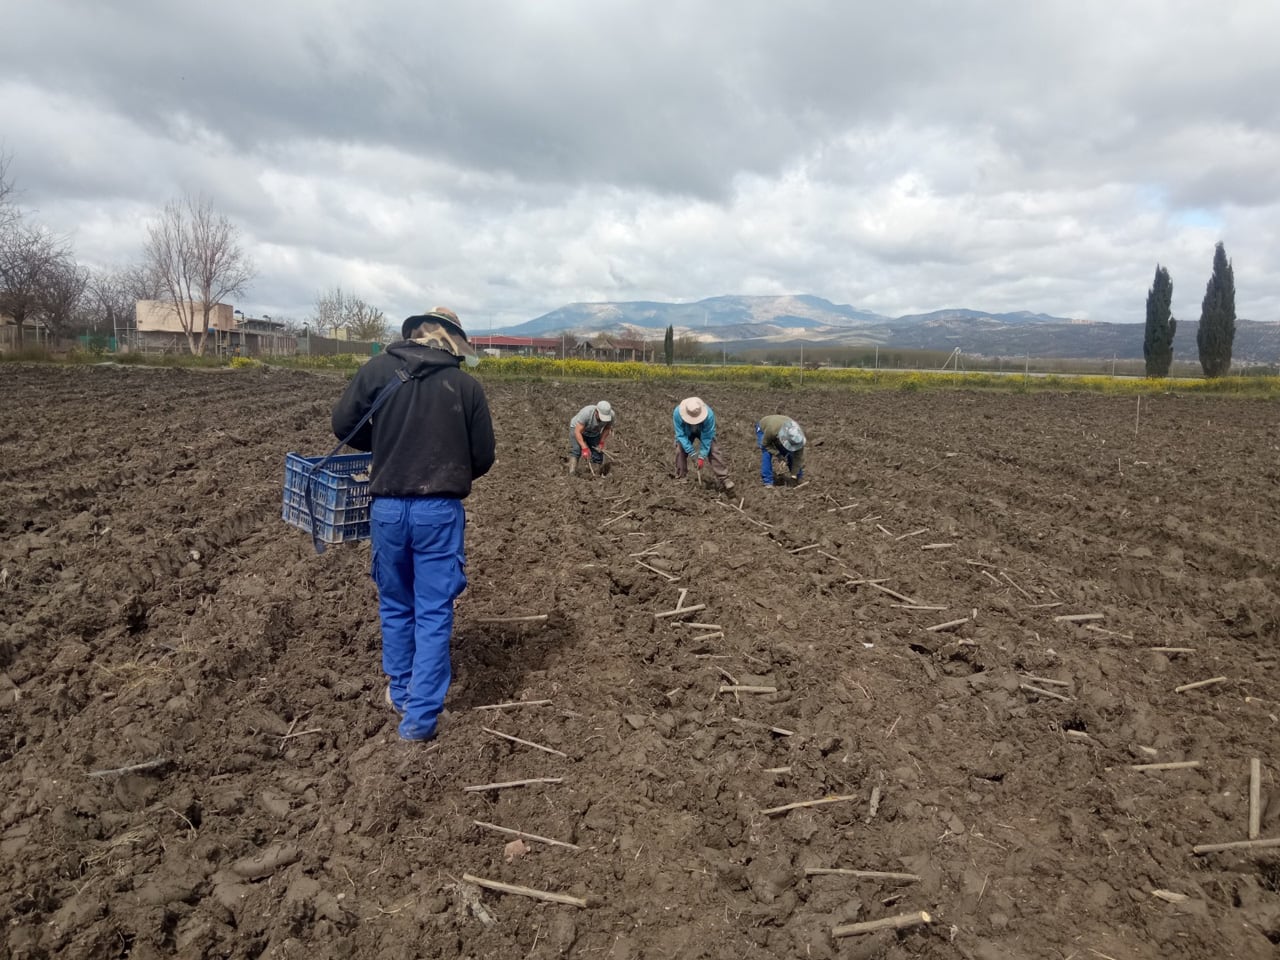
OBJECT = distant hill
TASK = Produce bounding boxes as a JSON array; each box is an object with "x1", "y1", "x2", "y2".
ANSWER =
[{"x1": 496, "y1": 295, "x2": 1280, "y2": 363}]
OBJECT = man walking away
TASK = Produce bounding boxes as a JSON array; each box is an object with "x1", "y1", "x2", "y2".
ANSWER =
[{"x1": 331, "y1": 307, "x2": 496, "y2": 742}]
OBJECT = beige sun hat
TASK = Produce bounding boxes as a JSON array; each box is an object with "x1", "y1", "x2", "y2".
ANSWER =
[{"x1": 678, "y1": 396, "x2": 708, "y2": 424}]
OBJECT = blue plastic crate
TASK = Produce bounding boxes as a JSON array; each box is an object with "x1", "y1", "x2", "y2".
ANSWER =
[{"x1": 281, "y1": 452, "x2": 372, "y2": 544}]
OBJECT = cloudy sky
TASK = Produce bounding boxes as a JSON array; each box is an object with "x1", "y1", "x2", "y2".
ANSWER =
[{"x1": 3, "y1": 0, "x2": 1279, "y2": 329}]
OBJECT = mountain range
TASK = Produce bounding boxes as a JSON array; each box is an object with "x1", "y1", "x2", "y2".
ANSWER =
[{"x1": 497, "y1": 295, "x2": 1280, "y2": 363}]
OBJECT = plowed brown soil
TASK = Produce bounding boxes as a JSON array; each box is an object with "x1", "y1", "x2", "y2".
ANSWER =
[{"x1": 1, "y1": 364, "x2": 1278, "y2": 960}]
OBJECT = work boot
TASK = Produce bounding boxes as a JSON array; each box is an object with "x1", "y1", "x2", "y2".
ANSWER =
[
  {"x1": 722, "y1": 478, "x2": 736, "y2": 493},
  {"x1": 568, "y1": 457, "x2": 578, "y2": 476}
]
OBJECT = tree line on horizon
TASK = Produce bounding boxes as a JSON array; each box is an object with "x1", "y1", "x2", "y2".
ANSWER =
[{"x1": 1143, "y1": 241, "x2": 1237, "y2": 378}]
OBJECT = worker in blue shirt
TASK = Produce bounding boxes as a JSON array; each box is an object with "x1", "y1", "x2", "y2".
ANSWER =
[{"x1": 672, "y1": 396, "x2": 734, "y2": 492}]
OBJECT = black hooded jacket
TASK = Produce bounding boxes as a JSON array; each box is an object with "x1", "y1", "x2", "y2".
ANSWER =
[{"x1": 331, "y1": 342, "x2": 495, "y2": 499}]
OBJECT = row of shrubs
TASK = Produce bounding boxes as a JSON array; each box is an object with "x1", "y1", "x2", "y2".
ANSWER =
[{"x1": 6, "y1": 348, "x2": 1279, "y2": 395}]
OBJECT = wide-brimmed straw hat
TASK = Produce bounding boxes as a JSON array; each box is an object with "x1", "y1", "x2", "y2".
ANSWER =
[{"x1": 678, "y1": 397, "x2": 708, "y2": 425}]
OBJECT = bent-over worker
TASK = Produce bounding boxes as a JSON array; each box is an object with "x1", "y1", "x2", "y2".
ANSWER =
[
  {"x1": 568, "y1": 400, "x2": 615, "y2": 474},
  {"x1": 673, "y1": 396, "x2": 734, "y2": 492},
  {"x1": 755, "y1": 415, "x2": 806, "y2": 486}
]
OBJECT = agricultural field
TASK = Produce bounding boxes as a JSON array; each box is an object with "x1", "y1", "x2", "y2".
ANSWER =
[{"x1": 1, "y1": 363, "x2": 1278, "y2": 960}]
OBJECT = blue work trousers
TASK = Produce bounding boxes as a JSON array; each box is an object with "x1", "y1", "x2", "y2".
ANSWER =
[
  {"x1": 756, "y1": 424, "x2": 801, "y2": 485},
  {"x1": 370, "y1": 496, "x2": 467, "y2": 740}
]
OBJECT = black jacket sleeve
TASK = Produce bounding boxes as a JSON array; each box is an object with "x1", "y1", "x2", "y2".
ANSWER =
[
  {"x1": 466, "y1": 378, "x2": 497, "y2": 479},
  {"x1": 330, "y1": 362, "x2": 386, "y2": 452}
]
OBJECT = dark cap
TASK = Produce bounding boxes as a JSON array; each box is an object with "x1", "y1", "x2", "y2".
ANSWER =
[{"x1": 401, "y1": 306, "x2": 467, "y2": 341}]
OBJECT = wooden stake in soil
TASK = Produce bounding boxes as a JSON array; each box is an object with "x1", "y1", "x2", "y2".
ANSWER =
[
  {"x1": 1054, "y1": 613, "x2": 1105, "y2": 623},
  {"x1": 473, "y1": 699, "x2": 553, "y2": 711},
  {"x1": 635, "y1": 560, "x2": 679, "y2": 582},
  {"x1": 761, "y1": 794, "x2": 859, "y2": 817},
  {"x1": 87, "y1": 757, "x2": 169, "y2": 778},
  {"x1": 919, "y1": 543, "x2": 955, "y2": 551},
  {"x1": 472, "y1": 820, "x2": 581, "y2": 851},
  {"x1": 598, "y1": 510, "x2": 633, "y2": 530},
  {"x1": 833, "y1": 910, "x2": 932, "y2": 938},
  {"x1": 1149, "y1": 646, "x2": 1195, "y2": 654},
  {"x1": 718, "y1": 684, "x2": 777, "y2": 695},
  {"x1": 1191, "y1": 837, "x2": 1280, "y2": 855},
  {"x1": 481, "y1": 726, "x2": 569, "y2": 758},
  {"x1": 461, "y1": 874, "x2": 590, "y2": 908},
  {"x1": 895, "y1": 528, "x2": 928, "y2": 541},
  {"x1": 655, "y1": 603, "x2": 706, "y2": 619},
  {"x1": 925, "y1": 617, "x2": 969, "y2": 633},
  {"x1": 1019, "y1": 683, "x2": 1074, "y2": 703},
  {"x1": 1249, "y1": 758, "x2": 1262, "y2": 840},
  {"x1": 463, "y1": 777, "x2": 564, "y2": 793},
  {"x1": 788, "y1": 543, "x2": 820, "y2": 554},
  {"x1": 805, "y1": 868, "x2": 919, "y2": 882},
  {"x1": 860, "y1": 581, "x2": 919, "y2": 605},
  {"x1": 1129, "y1": 760, "x2": 1202, "y2": 772},
  {"x1": 1174, "y1": 676, "x2": 1227, "y2": 693},
  {"x1": 477, "y1": 614, "x2": 549, "y2": 625}
]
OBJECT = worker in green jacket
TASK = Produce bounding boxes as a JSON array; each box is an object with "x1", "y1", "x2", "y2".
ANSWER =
[{"x1": 755, "y1": 415, "x2": 805, "y2": 486}]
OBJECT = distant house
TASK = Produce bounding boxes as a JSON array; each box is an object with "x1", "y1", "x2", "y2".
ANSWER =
[
  {"x1": 470, "y1": 335, "x2": 562, "y2": 358},
  {"x1": 134, "y1": 301, "x2": 295, "y2": 356},
  {"x1": 576, "y1": 336, "x2": 646, "y2": 362}
]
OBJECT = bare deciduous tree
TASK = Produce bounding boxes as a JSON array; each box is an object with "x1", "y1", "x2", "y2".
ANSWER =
[
  {"x1": 144, "y1": 194, "x2": 255, "y2": 355},
  {"x1": 344, "y1": 297, "x2": 389, "y2": 341},
  {"x1": 0, "y1": 223, "x2": 69, "y2": 347},
  {"x1": 314, "y1": 286, "x2": 347, "y2": 337},
  {"x1": 38, "y1": 259, "x2": 89, "y2": 342}
]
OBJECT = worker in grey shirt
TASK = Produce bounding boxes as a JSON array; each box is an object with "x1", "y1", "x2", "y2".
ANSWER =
[{"x1": 569, "y1": 400, "x2": 615, "y2": 474}]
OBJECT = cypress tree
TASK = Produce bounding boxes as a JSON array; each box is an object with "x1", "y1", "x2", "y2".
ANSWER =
[
  {"x1": 1142, "y1": 264, "x2": 1176, "y2": 377},
  {"x1": 663, "y1": 324, "x2": 674, "y2": 366},
  {"x1": 1197, "y1": 242, "x2": 1236, "y2": 378}
]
